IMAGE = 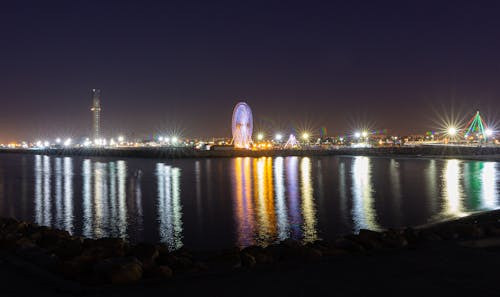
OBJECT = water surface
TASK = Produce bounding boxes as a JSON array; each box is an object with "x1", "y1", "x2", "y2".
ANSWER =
[{"x1": 0, "y1": 154, "x2": 497, "y2": 250}]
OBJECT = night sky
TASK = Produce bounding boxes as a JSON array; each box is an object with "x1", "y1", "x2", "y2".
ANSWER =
[{"x1": 2, "y1": 1, "x2": 500, "y2": 142}]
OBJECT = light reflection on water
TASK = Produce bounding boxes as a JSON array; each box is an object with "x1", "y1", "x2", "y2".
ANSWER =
[
  {"x1": 482, "y1": 163, "x2": 497, "y2": 209},
  {"x1": 156, "y1": 164, "x2": 183, "y2": 250},
  {"x1": 351, "y1": 156, "x2": 379, "y2": 231},
  {"x1": 1, "y1": 154, "x2": 499, "y2": 249},
  {"x1": 442, "y1": 159, "x2": 464, "y2": 217}
]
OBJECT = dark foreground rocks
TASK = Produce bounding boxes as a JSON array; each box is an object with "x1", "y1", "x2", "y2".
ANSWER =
[{"x1": 2, "y1": 211, "x2": 500, "y2": 286}]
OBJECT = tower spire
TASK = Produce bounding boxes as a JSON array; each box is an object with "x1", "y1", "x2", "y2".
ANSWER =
[{"x1": 91, "y1": 89, "x2": 101, "y2": 142}]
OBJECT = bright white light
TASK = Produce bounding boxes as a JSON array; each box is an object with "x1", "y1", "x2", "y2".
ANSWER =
[
  {"x1": 56, "y1": 138, "x2": 61, "y2": 144},
  {"x1": 257, "y1": 133, "x2": 264, "y2": 141},
  {"x1": 339, "y1": 137, "x2": 344, "y2": 141},
  {"x1": 118, "y1": 136, "x2": 124, "y2": 143},
  {"x1": 485, "y1": 129, "x2": 493, "y2": 137},
  {"x1": 159, "y1": 136, "x2": 164, "y2": 142},
  {"x1": 354, "y1": 132, "x2": 361, "y2": 138},
  {"x1": 63, "y1": 138, "x2": 72, "y2": 146},
  {"x1": 165, "y1": 137, "x2": 170, "y2": 143},
  {"x1": 361, "y1": 131, "x2": 368, "y2": 138},
  {"x1": 448, "y1": 127, "x2": 457, "y2": 136},
  {"x1": 302, "y1": 133, "x2": 309, "y2": 140},
  {"x1": 275, "y1": 133, "x2": 283, "y2": 141},
  {"x1": 171, "y1": 137, "x2": 178, "y2": 144}
]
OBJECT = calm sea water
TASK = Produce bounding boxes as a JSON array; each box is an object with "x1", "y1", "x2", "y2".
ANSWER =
[{"x1": 0, "y1": 154, "x2": 498, "y2": 250}]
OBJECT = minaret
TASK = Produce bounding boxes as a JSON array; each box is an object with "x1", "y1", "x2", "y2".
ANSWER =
[{"x1": 91, "y1": 89, "x2": 101, "y2": 141}]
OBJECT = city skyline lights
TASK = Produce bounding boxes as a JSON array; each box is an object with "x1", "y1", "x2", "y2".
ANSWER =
[{"x1": 2, "y1": 2, "x2": 500, "y2": 142}]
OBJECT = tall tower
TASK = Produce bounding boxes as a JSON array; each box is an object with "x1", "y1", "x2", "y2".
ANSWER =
[{"x1": 91, "y1": 89, "x2": 101, "y2": 141}]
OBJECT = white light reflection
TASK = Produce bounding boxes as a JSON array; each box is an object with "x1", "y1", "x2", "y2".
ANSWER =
[
  {"x1": 34, "y1": 155, "x2": 42, "y2": 225},
  {"x1": 157, "y1": 164, "x2": 183, "y2": 250},
  {"x1": 286, "y1": 157, "x2": 301, "y2": 239},
  {"x1": 273, "y1": 157, "x2": 289, "y2": 241},
  {"x1": 109, "y1": 162, "x2": 117, "y2": 235},
  {"x1": 117, "y1": 161, "x2": 128, "y2": 238},
  {"x1": 55, "y1": 158, "x2": 63, "y2": 229},
  {"x1": 42, "y1": 156, "x2": 51, "y2": 226},
  {"x1": 93, "y1": 162, "x2": 107, "y2": 237},
  {"x1": 481, "y1": 162, "x2": 498, "y2": 209},
  {"x1": 63, "y1": 157, "x2": 73, "y2": 233},
  {"x1": 300, "y1": 157, "x2": 317, "y2": 243},
  {"x1": 82, "y1": 159, "x2": 92, "y2": 237},
  {"x1": 351, "y1": 156, "x2": 379, "y2": 231},
  {"x1": 442, "y1": 159, "x2": 465, "y2": 217}
]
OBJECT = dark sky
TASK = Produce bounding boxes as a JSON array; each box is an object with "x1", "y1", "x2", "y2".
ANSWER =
[{"x1": 1, "y1": 0, "x2": 500, "y2": 142}]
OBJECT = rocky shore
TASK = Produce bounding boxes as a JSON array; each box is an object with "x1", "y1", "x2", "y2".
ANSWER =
[{"x1": 2, "y1": 210, "x2": 500, "y2": 288}]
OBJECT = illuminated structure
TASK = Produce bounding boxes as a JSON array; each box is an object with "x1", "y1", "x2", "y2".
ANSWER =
[
  {"x1": 90, "y1": 89, "x2": 102, "y2": 141},
  {"x1": 231, "y1": 102, "x2": 253, "y2": 148},
  {"x1": 284, "y1": 134, "x2": 300, "y2": 149},
  {"x1": 464, "y1": 111, "x2": 488, "y2": 141}
]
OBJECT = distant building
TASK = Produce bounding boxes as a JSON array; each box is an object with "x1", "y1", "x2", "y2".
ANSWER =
[{"x1": 90, "y1": 89, "x2": 101, "y2": 141}]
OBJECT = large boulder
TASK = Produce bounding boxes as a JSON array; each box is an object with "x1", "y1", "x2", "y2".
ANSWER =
[
  {"x1": 93, "y1": 257, "x2": 143, "y2": 284},
  {"x1": 240, "y1": 245, "x2": 273, "y2": 264},
  {"x1": 53, "y1": 238, "x2": 83, "y2": 260},
  {"x1": 208, "y1": 248, "x2": 242, "y2": 270},
  {"x1": 147, "y1": 265, "x2": 173, "y2": 279},
  {"x1": 334, "y1": 237, "x2": 365, "y2": 253},
  {"x1": 355, "y1": 229, "x2": 385, "y2": 249},
  {"x1": 240, "y1": 252, "x2": 256, "y2": 268},
  {"x1": 161, "y1": 254, "x2": 194, "y2": 271},
  {"x1": 81, "y1": 238, "x2": 128, "y2": 259},
  {"x1": 130, "y1": 243, "x2": 159, "y2": 271}
]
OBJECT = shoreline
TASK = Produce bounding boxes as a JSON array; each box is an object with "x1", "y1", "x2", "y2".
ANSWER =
[
  {"x1": 2, "y1": 146, "x2": 500, "y2": 161},
  {"x1": 2, "y1": 209, "x2": 500, "y2": 289}
]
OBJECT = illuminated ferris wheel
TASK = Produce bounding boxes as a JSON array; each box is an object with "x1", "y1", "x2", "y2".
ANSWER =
[{"x1": 232, "y1": 102, "x2": 253, "y2": 148}]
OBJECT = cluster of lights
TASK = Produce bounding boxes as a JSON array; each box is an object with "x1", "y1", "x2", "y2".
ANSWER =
[
  {"x1": 158, "y1": 136, "x2": 179, "y2": 144},
  {"x1": 447, "y1": 126, "x2": 495, "y2": 138},
  {"x1": 255, "y1": 132, "x2": 311, "y2": 143},
  {"x1": 354, "y1": 131, "x2": 369, "y2": 138}
]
